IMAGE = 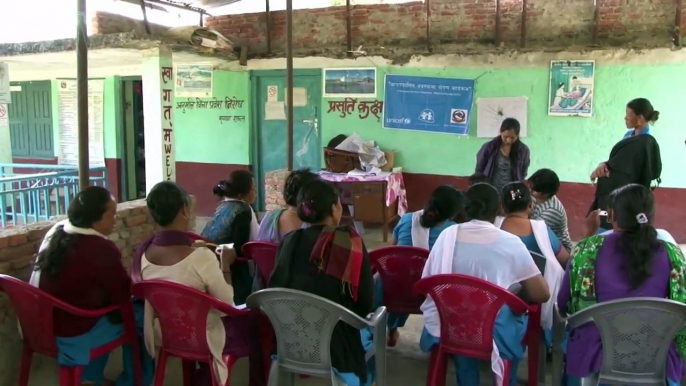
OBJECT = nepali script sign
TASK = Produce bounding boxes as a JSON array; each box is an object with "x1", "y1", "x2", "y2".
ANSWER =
[{"x1": 383, "y1": 74, "x2": 475, "y2": 135}]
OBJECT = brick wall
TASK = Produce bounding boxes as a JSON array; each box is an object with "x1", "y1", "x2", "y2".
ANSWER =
[
  {"x1": 0, "y1": 198, "x2": 196, "y2": 386},
  {"x1": 204, "y1": 0, "x2": 680, "y2": 52},
  {"x1": 265, "y1": 169, "x2": 289, "y2": 211},
  {"x1": 92, "y1": 11, "x2": 168, "y2": 35}
]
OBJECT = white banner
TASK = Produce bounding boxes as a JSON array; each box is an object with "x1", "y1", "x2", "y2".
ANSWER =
[{"x1": 57, "y1": 79, "x2": 105, "y2": 167}]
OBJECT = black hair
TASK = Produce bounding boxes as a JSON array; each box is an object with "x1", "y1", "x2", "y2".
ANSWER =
[
  {"x1": 527, "y1": 168, "x2": 560, "y2": 199},
  {"x1": 609, "y1": 184, "x2": 659, "y2": 289},
  {"x1": 420, "y1": 186, "x2": 466, "y2": 228},
  {"x1": 498, "y1": 118, "x2": 522, "y2": 166},
  {"x1": 465, "y1": 183, "x2": 500, "y2": 222},
  {"x1": 34, "y1": 186, "x2": 113, "y2": 277},
  {"x1": 327, "y1": 134, "x2": 348, "y2": 148},
  {"x1": 147, "y1": 181, "x2": 191, "y2": 227},
  {"x1": 501, "y1": 182, "x2": 533, "y2": 214},
  {"x1": 468, "y1": 173, "x2": 489, "y2": 186},
  {"x1": 296, "y1": 179, "x2": 339, "y2": 224},
  {"x1": 283, "y1": 168, "x2": 319, "y2": 207},
  {"x1": 627, "y1": 98, "x2": 659, "y2": 124},
  {"x1": 213, "y1": 170, "x2": 253, "y2": 199}
]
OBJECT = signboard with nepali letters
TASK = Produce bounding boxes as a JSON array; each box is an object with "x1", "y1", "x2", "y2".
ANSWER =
[{"x1": 161, "y1": 65, "x2": 175, "y2": 181}]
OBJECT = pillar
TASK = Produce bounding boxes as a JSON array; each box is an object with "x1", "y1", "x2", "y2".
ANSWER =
[{"x1": 142, "y1": 46, "x2": 175, "y2": 194}]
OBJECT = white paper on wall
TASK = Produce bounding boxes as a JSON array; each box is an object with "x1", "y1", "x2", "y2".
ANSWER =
[{"x1": 476, "y1": 97, "x2": 528, "y2": 138}]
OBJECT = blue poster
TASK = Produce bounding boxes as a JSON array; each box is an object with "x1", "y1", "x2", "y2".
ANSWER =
[{"x1": 383, "y1": 75, "x2": 475, "y2": 135}]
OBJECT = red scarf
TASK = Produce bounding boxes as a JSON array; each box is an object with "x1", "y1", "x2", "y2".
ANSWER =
[{"x1": 310, "y1": 226, "x2": 364, "y2": 300}]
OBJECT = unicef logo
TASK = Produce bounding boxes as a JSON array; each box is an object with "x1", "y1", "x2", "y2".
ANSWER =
[{"x1": 387, "y1": 117, "x2": 411, "y2": 125}]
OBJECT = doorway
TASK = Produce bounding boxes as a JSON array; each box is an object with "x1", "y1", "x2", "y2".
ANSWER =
[
  {"x1": 121, "y1": 78, "x2": 146, "y2": 201},
  {"x1": 251, "y1": 70, "x2": 322, "y2": 210}
]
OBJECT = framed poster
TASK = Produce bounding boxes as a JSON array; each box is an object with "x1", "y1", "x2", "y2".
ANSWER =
[
  {"x1": 383, "y1": 74, "x2": 475, "y2": 135},
  {"x1": 175, "y1": 64, "x2": 213, "y2": 97},
  {"x1": 323, "y1": 68, "x2": 376, "y2": 98},
  {"x1": 548, "y1": 60, "x2": 595, "y2": 117}
]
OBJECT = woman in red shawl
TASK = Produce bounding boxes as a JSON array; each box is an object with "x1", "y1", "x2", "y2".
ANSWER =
[{"x1": 268, "y1": 179, "x2": 375, "y2": 386}]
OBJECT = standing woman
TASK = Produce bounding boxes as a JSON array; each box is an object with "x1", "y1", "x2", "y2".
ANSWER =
[
  {"x1": 589, "y1": 98, "x2": 662, "y2": 233},
  {"x1": 476, "y1": 118, "x2": 531, "y2": 195}
]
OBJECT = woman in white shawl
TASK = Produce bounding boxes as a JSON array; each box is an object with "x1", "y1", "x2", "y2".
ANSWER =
[
  {"x1": 378, "y1": 185, "x2": 466, "y2": 346},
  {"x1": 419, "y1": 183, "x2": 550, "y2": 386},
  {"x1": 498, "y1": 182, "x2": 566, "y2": 350}
]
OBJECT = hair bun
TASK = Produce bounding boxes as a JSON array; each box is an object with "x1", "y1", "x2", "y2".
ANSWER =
[{"x1": 650, "y1": 110, "x2": 660, "y2": 122}]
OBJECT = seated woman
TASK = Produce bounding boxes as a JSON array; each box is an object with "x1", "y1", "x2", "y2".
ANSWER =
[
  {"x1": 253, "y1": 169, "x2": 319, "y2": 290},
  {"x1": 420, "y1": 183, "x2": 550, "y2": 386},
  {"x1": 527, "y1": 168, "x2": 573, "y2": 253},
  {"x1": 499, "y1": 182, "x2": 569, "y2": 267},
  {"x1": 499, "y1": 182, "x2": 566, "y2": 347},
  {"x1": 269, "y1": 179, "x2": 375, "y2": 386},
  {"x1": 202, "y1": 170, "x2": 258, "y2": 305},
  {"x1": 558, "y1": 184, "x2": 686, "y2": 386},
  {"x1": 31, "y1": 186, "x2": 153, "y2": 386},
  {"x1": 257, "y1": 168, "x2": 319, "y2": 243},
  {"x1": 137, "y1": 181, "x2": 265, "y2": 386},
  {"x1": 380, "y1": 185, "x2": 466, "y2": 346}
]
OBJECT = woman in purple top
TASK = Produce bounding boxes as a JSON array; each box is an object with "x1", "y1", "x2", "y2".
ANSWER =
[
  {"x1": 558, "y1": 184, "x2": 686, "y2": 386},
  {"x1": 475, "y1": 118, "x2": 531, "y2": 195}
]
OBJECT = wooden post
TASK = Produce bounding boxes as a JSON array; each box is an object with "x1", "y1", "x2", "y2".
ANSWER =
[
  {"x1": 520, "y1": 0, "x2": 527, "y2": 48},
  {"x1": 77, "y1": 0, "x2": 90, "y2": 189},
  {"x1": 426, "y1": 0, "x2": 433, "y2": 52},
  {"x1": 675, "y1": 0, "x2": 683, "y2": 46},
  {"x1": 266, "y1": 0, "x2": 272, "y2": 54},
  {"x1": 138, "y1": 0, "x2": 152, "y2": 34},
  {"x1": 592, "y1": 0, "x2": 600, "y2": 45},
  {"x1": 346, "y1": 0, "x2": 353, "y2": 57},
  {"x1": 286, "y1": 0, "x2": 294, "y2": 171},
  {"x1": 495, "y1": 0, "x2": 502, "y2": 46}
]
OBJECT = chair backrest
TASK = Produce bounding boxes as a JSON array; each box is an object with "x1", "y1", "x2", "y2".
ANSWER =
[
  {"x1": 0, "y1": 274, "x2": 120, "y2": 358},
  {"x1": 132, "y1": 280, "x2": 248, "y2": 361},
  {"x1": 369, "y1": 246, "x2": 429, "y2": 314},
  {"x1": 242, "y1": 242, "x2": 279, "y2": 284},
  {"x1": 566, "y1": 297, "x2": 686, "y2": 385},
  {"x1": 246, "y1": 288, "x2": 369, "y2": 376},
  {"x1": 414, "y1": 274, "x2": 529, "y2": 360}
]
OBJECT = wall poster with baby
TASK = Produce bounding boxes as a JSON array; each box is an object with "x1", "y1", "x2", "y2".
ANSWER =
[{"x1": 548, "y1": 60, "x2": 595, "y2": 117}]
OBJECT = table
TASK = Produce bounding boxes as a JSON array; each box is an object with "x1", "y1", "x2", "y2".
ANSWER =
[{"x1": 318, "y1": 171, "x2": 408, "y2": 242}]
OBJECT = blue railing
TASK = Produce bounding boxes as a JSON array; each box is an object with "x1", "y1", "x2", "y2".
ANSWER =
[{"x1": 0, "y1": 164, "x2": 109, "y2": 228}]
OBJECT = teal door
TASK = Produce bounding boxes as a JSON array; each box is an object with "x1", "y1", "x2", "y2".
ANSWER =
[
  {"x1": 252, "y1": 70, "x2": 322, "y2": 210},
  {"x1": 8, "y1": 81, "x2": 54, "y2": 158}
]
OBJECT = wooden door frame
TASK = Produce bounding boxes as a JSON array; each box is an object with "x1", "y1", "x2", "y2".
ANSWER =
[
  {"x1": 8, "y1": 80, "x2": 54, "y2": 159},
  {"x1": 249, "y1": 69, "x2": 322, "y2": 211}
]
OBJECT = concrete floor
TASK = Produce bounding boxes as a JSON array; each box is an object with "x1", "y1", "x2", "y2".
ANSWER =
[{"x1": 22, "y1": 219, "x2": 686, "y2": 385}]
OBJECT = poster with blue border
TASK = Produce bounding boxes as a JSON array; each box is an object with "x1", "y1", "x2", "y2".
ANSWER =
[{"x1": 383, "y1": 74, "x2": 475, "y2": 135}]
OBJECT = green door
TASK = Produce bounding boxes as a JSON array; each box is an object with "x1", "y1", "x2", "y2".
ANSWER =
[
  {"x1": 252, "y1": 70, "x2": 322, "y2": 210},
  {"x1": 8, "y1": 81, "x2": 54, "y2": 158}
]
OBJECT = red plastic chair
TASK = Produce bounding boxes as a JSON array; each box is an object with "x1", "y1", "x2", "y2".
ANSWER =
[
  {"x1": 414, "y1": 274, "x2": 532, "y2": 386},
  {"x1": 132, "y1": 280, "x2": 270, "y2": 386},
  {"x1": 242, "y1": 241, "x2": 279, "y2": 287},
  {"x1": 369, "y1": 245, "x2": 429, "y2": 314},
  {"x1": 0, "y1": 274, "x2": 142, "y2": 386}
]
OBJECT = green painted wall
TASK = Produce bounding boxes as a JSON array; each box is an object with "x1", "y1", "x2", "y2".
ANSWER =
[
  {"x1": 318, "y1": 64, "x2": 686, "y2": 188},
  {"x1": 193, "y1": 64, "x2": 684, "y2": 188},
  {"x1": 174, "y1": 70, "x2": 251, "y2": 165}
]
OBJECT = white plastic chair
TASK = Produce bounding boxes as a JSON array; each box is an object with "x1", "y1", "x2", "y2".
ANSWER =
[
  {"x1": 552, "y1": 298, "x2": 686, "y2": 386},
  {"x1": 246, "y1": 288, "x2": 387, "y2": 386}
]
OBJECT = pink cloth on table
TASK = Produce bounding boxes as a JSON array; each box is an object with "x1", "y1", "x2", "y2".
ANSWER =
[{"x1": 318, "y1": 171, "x2": 408, "y2": 216}]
